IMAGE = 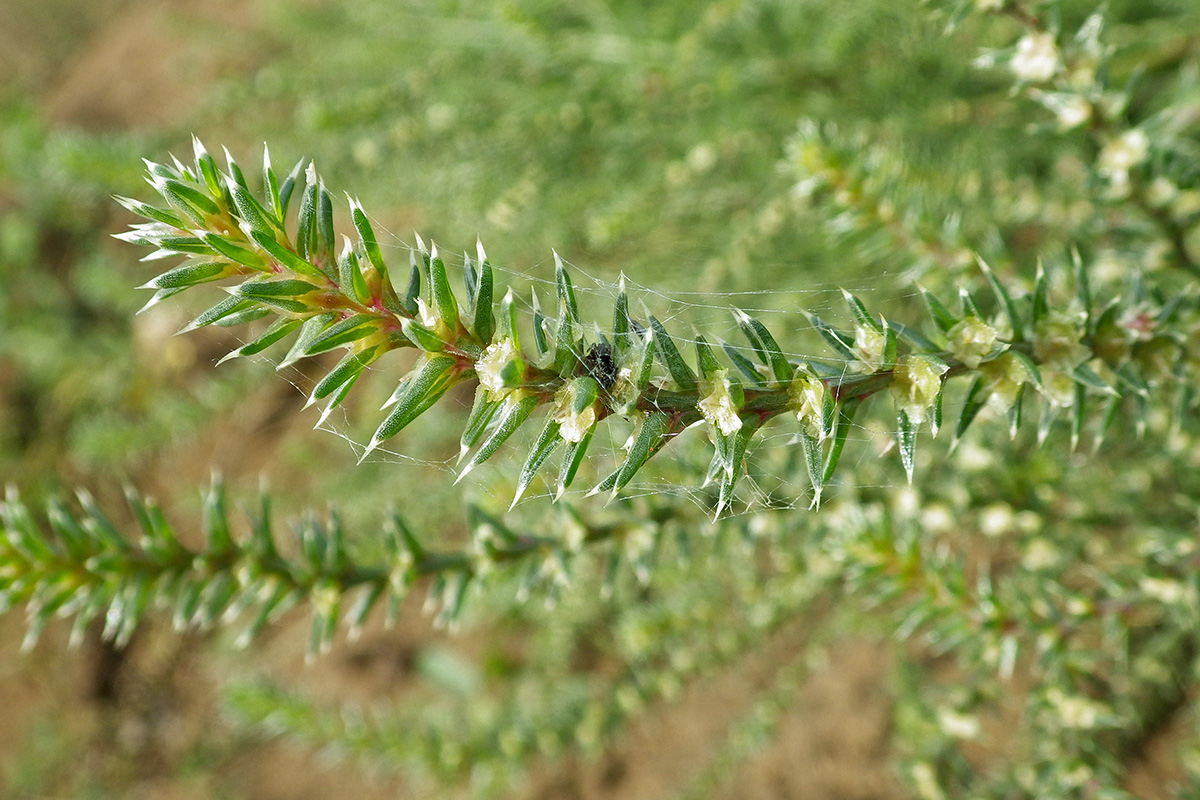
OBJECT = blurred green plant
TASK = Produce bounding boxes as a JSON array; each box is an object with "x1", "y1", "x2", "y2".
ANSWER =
[{"x1": 4, "y1": 0, "x2": 1200, "y2": 798}]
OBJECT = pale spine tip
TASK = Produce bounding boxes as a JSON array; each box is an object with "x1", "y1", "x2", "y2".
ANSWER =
[{"x1": 476, "y1": 239, "x2": 487, "y2": 263}]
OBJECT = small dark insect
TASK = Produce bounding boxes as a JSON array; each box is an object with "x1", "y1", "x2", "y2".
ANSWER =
[{"x1": 580, "y1": 340, "x2": 619, "y2": 391}]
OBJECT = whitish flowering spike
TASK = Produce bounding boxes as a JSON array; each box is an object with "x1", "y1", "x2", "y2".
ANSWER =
[
  {"x1": 788, "y1": 370, "x2": 827, "y2": 438},
  {"x1": 1011, "y1": 32, "x2": 1059, "y2": 83},
  {"x1": 890, "y1": 355, "x2": 948, "y2": 424},
  {"x1": 946, "y1": 316, "x2": 1001, "y2": 368},
  {"x1": 698, "y1": 370, "x2": 743, "y2": 436}
]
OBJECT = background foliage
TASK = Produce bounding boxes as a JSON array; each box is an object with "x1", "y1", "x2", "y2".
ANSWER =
[{"x1": 2, "y1": 0, "x2": 1200, "y2": 798}]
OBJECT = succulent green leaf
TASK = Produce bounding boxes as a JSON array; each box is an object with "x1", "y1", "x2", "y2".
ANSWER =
[
  {"x1": 842, "y1": 289, "x2": 883, "y2": 333},
  {"x1": 401, "y1": 318, "x2": 446, "y2": 352},
  {"x1": 529, "y1": 291, "x2": 550, "y2": 358},
  {"x1": 1073, "y1": 247, "x2": 1092, "y2": 330},
  {"x1": 143, "y1": 260, "x2": 229, "y2": 289},
  {"x1": 1032, "y1": 261, "x2": 1049, "y2": 327},
  {"x1": 554, "y1": 251, "x2": 580, "y2": 324},
  {"x1": 316, "y1": 183, "x2": 335, "y2": 266},
  {"x1": 249, "y1": 229, "x2": 324, "y2": 279},
  {"x1": 715, "y1": 422, "x2": 755, "y2": 516},
  {"x1": 800, "y1": 431, "x2": 824, "y2": 508},
  {"x1": 349, "y1": 200, "x2": 388, "y2": 280},
  {"x1": 977, "y1": 255, "x2": 1023, "y2": 341},
  {"x1": 278, "y1": 158, "x2": 306, "y2": 219},
  {"x1": 296, "y1": 178, "x2": 318, "y2": 261},
  {"x1": 365, "y1": 355, "x2": 460, "y2": 456},
  {"x1": 610, "y1": 410, "x2": 672, "y2": 494},
  {"x1": 262, "y1": 144, "x2": 281, "y2": 220},
  {"x1": 336, "y1": 240, "x2": 370, "y2": 303},
  {"x1": 459, "y1": 393, "x2": 540, "y2": 479},
  {"x1": 694, "y1": 334, "x2": 726, "y2": 382},
  {"x1": 649, "y1": 316, "x2": 696, "y2": 392},
  {"x1": 1072, "y1": 363, "x2": 1117, "y2": 395},
  {"x1": 459, "y1": 386, "x2": 502, "y2": 456},
  {"x1": 512, "y1": 416, "x2": 564, "y2": 507},
  {"x1": 956, "y1": 376, "x2": 989, "y2": 441},
  {"x1": 279, "y1": 313, "x2": 337, "y2": 368},
  {"x1": 958, "y1": 287, "x2": 982, "y2": 319},
  {"x1": 735, "y1": 310, "x2": 792, "y2": 382},
  {"x1": 303, "y1": 313, "x2": 376, "y2": 356},
  {"x1": 473, "y1": 243, "x2": 494, "y2": 345},
  {"x1": 201, "y1": 232, "x2": 267, "y2": 269},
  {"x1": 235, "y1": 278, "x2": 320, "y2": 300},
  {"x1": 556, "y1": 426, "x2": 595, "y2": 497},
  {"x1": 228, "y1": 177, "x2": 278, "y2": 236},
  {"x1": 114, "y1": 195, "x2": 185, "y2": 228},
  {"x1": 1007, "y1": 384, "x2": 1026, "y2": 440},
  {"x1": 427, "y1": 245, "x2": 459, "y2": 332},
  {"x1": 311, "y1": 347, "x2": 380, "y2": 403},
  {"x1": 805, "y1": 312, "x2": 856, "y2": 361},
  {"x1": 897, "y1": 410, "x2": 917, "y2": 484},
  {"x1": 613, "y1": 276, "x2": 632, "y2": 355},
  {"x1": 919, "y1": 286, "x2": 957, "y2": 332},
  {"x1": 722, "y1": 341, "x2": 764, "y2": 386},
  {"x1": 160, "y1": 178, "x2": 220, "y2": 221},
  {"x1": 192, "y1": 137, "x2": 222, "y2": 197},
  {"x1": 219, "y1": 318, "x2": 302, "y2": 363},
  {"x1": 183, "y1": 296, "x2": 257, "y2": 331},
  {"x1": 882, "y1": 321, "x2": 897, "y2": 368},
  {"x1": 822, "y1": 399, "x2": 860, "y2": 484}
]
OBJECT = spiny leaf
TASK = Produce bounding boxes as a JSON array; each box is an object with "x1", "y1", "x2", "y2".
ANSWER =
[
  {"x1": 458, "y1": 393, "x2": 541, "y2": 481},
  {"x1": 142, "y1": 260, "x2": 230, "y2": 290},
  {"x1": 734, "y1": 311, "x2": 792, "y2": 383},
  {"x1": 919, "y1": 285, "x2": 957, "y2": 332},
  {"x1": 459, "y1": 386, "x2": 503, "y2": 458},
  {"x1": 250, "y1": 228, "x2": 325, "y2": 279},
  {"x1": 607, "y1": 410, "x2": 672, "y2": 494},
  {"x1": 557, "y1": 426, "x2": 595, "y2": 498},
  {"x1": 649, "y1": 316, "x2": 696, "y2": 392},
  {"x1": 805, "y1": 312, "x2": 856, "y2": 361},
  {"x1": 842, "y1": 289, "x2": 883, "y2": 333},
  {"x1": 977, "y1": 255, "x2": 1023, "y2": 341},
  {"x1": 473, "y1": 241, "x2": 495, "y2": 344},
  {"x1": 310, "y1": 347, "x2": 380, "y2": 405},
  {"x1": 955, "y1": 376, "x2": 989, "y2": 442},
  {"x1": 183, "y1": 296, "x2": 257, "y2": 331},
  {"x1": 822, "y1": 399, "x2": 860, "y2": 484},
  {"x1": 303, "y1": 313, "x2": 377, "y2": 356},
  {"x1": 349, "y1": 199, "x2": 388, "y2": 280},
  {"x1": 428, "y1": 244, "x2": 459, "y2": 332},
  {"x1": 513, "y1": 417, "x2": 563, "y2": 508},
  {"x1": 897, "y1": 410, "x2": 917, "y2": 484},
  {"x1": 218, "y1": 318, "x2": 302, "y2": 363},
  {"x1": 364, "y1": 355, "x2": 460, "y2": 458}
]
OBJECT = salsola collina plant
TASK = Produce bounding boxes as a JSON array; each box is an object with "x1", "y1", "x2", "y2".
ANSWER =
[{"x1": 4, "y1": 1, "x2": 1200, "y2": 796}]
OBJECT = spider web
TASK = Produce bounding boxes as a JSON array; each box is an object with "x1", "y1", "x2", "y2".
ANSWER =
[{"x1": 269, "y1": 228, "x2": 922, "y2": 520}]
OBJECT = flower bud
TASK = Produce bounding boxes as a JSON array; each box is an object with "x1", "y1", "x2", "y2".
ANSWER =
[
  {"x1": 477, "y1": 338, "x2": 525, "y2": 394},
  {"x1": 788, "y1": 371, "x2": 827, "y2": 437},
  {"x1": 890, "y1": 355, "x2": 948, "y2": 424},
  {"x1": 946, "y1": 316, "x2": 1000, "y2": 368},
  {"x1": 697, "y1": 369, "x2": 743, "y2": 436},
  {"x1": 553, "y1": 377, "x2": 599, "y2": 443},
  {"x1": 1011, "y1": 32, "x2": 1059, "y2": 83},
  {"x1": 851, "y1": 325, "x2": 886, "y2": 373},
  {"x1": 979, "y1": 352, "x2": 1034, "y2": 413}
]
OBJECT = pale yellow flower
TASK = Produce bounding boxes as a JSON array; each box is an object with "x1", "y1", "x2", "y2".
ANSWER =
[
  {"x1": 698, "y1": 370, "x2": 743, "y2": 436},
  {"x1": 946, "y1": 316, "x2": 1001, "y2": 368},
  {"x1": 890, "y1": 355, "x2": 948, "y2": 424}
]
